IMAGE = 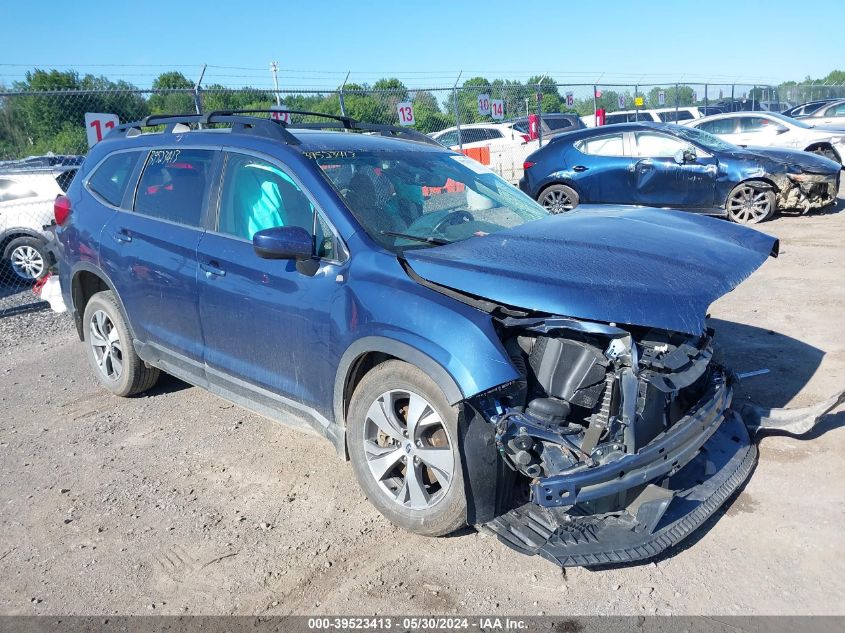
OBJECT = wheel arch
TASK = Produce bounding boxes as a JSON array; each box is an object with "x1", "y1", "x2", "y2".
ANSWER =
[
  {"x1": 536, "y1": 180, "x2": 582, "y2": 205},
  {"x1": 69, "y1": 263, "x2": 135, "y2": 342},
  {"x1": 334, "y1": 337, "x2": 464, "y2": 437},
  {"x1": 0, "y1": 228, "x2": 47, "y2": 257}
]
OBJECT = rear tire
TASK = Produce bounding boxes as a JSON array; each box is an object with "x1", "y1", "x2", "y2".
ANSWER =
[
  {"x1": 538, "y1": 184, "x2": 579, "y2": 214},
  {"x1": 726, "y1": 182, "x2": 775, "y2": 224},
  {"x1": 347, "y1": 360, "x2": 467, "y2": 536},
  {"x1": 82, "y1": 290, "x2": 160, "y2": 397}
]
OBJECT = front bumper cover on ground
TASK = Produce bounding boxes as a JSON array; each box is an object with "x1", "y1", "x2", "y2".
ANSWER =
[{"x1": 483, "y1": 386, "x2": 845, "y2": 567}]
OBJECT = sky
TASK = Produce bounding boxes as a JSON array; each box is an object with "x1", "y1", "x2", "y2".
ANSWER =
[{"x1": 0, "y1": 0, "x2": 842, "y2": 89}]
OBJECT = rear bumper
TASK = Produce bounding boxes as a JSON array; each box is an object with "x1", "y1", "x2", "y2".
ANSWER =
[{"x1": 484, "y1": 408, "x2": 756, "y2": 567}]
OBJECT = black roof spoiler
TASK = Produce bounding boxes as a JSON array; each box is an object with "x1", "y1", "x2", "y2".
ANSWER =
[{"x1": 112, "y1": 110, "x2": 441, "y2": 147}]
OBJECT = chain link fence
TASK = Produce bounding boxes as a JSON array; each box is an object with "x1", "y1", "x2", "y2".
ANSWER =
[{"x1": 0, "y1": 79, "x2": 831, "y2": 312}]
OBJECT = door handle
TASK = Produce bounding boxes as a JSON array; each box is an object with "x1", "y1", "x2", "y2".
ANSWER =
[
  {"x1": 111, "y1": 229, "x2": 132, "y2": 243},
  {"x1": 629, "y1": 158, "x2": 653, "y2": 172},
  {"x1": 573, "y1": 165, "x2": 588, "y2": 172},
  {"x1": 200, "y1": 261, "x2": 226, "y2": 278}
]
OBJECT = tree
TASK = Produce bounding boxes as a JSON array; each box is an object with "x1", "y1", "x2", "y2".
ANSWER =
[{"x1": 148, "y1": 71, "x2": 195, "y2": 114}]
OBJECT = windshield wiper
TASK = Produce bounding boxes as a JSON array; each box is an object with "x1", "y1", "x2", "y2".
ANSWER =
[{"x1": 381, "y1": 231, "x2": 450, "y2": 246}]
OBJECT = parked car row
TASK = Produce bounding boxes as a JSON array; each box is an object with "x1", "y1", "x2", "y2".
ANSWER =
[{"x1": 429, "y1": 115, "x2": 586, "y2": 183}]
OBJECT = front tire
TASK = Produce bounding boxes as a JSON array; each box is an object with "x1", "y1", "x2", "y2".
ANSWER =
[
  {"x1": 538, "y1": 184, "x2": 579, "y2": 214},
  {"x1": 726, "y1": 182, "x2": 775, "y2": 224},
  {"x1": 83, "y1": 290, "x2": 160, "y2": 397},
  {"x1": 347, "y1": 360, "x2": 467, "y2": 536}
]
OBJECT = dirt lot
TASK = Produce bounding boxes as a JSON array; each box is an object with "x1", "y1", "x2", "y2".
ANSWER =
[{"x1": 1, "y1": 193, "x2": 844, "y2": 617}]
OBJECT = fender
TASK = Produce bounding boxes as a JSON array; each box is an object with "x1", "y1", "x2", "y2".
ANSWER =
[{"x1": 333, "y1": 335, "x2": 466, "y2": 431}]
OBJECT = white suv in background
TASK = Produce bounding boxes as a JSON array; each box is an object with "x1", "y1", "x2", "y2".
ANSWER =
[
  {"x1": 684, "y1": 111, "x2": 845, "y2": 165},
  {"x1": 0, "y1": 166, "x2": 77, "y2": 282},
  {"x1": 583, "y1": 107, "x2": 703, "y2": 127},
  {"x1": 429, "y1": 123, "x2": 541, "y2": 183}
]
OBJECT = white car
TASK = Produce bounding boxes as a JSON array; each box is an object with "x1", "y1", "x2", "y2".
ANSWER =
[
  {"x1": 429, "y1": 123, "x2": 540, "y2": 183},
  {"x1": 0, "y1": 167, "x2": 76, "y2": 282},
  {"x1": 582, "y1": 107, "x2": 703, "y2": 127},
  {"x1": 797, "y1": 99, "x2": 845, "y2": 127},
  {"x1": 684, "y1": 111, "x2": 845, "y2": 165}
]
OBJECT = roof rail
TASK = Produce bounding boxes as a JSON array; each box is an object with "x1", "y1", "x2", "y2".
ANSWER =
[
  {"x1": 113, "y1": 113, "x2": 301, "y2": 145},
  {"x1": 111, "y1": 110, "x2": 441, "y2": 148},
  {"x1": 206, "y1": 109, "x2": 442, "y2": 146}
]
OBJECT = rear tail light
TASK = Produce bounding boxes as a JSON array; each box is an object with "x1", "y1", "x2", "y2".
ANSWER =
[
  {"x1": 523, "y1": 161, "x2": 536, "y2": 170},
  {"x1": 520, "y1": 134, "x2": 531, "y2": 143},
  {"x1": 54, "y1": 195, "x2": 72, "y2": 226}
]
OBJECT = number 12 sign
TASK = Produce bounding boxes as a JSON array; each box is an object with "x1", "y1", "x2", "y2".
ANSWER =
[
  {"x1": 397, "y1": 101, "x2": 415, "y2": 126},
  {"x1": 490, "y1": 99, "x2": 504, "y2": 120},
  {"x1": 85, "y1": 113, "x2": 120, "y2": 148}
]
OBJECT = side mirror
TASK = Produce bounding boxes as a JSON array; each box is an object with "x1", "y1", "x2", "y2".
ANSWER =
[
  {"x1": 775, "y1": 125, "x2": 789, "y2": 135},
  {"x1": 253, "y1": 226, "x2": 313, "y2": 260},
  {"x1": 673, "y1": 147, "x2": 697, "y2": 165}
]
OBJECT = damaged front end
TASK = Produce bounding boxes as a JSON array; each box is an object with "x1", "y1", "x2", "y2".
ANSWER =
[
  {"x1": 775, "y1": 171, "x2": 840, "y2": 212},
  {"x1": 478, "y1": 317, "x2": 755, "y2": 567}
]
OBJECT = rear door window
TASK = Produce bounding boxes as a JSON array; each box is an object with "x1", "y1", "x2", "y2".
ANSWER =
[
  {"x1": 133, "y1": 149, "x2": 215, "y2": 226},
  {"x1": 86, "y1": 151, "x2": 143, "y2": 207},
  {"x1": 434, "y1": 130, "x2": 459, "y2": 146}
]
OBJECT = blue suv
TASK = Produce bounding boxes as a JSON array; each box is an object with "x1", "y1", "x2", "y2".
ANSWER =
[{"x1": 54, "y1": 111, "x2": 786, "y2": 566}]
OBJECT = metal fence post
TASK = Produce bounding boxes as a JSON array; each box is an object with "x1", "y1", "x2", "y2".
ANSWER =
[
  {"x1": 731, "y1": 84, "x2": 735, "y2": 111},
  {"x1": 634, "y1": 84, "x2": 639, "y2": 117},
  {"x1": 592, "y1": 84, "x2": 598, "y2": 126},
  {"x1": 675, "y1": 82, "x2": 679, "y2": 118},
  {"x1": 452, "y1": 71, "x2": 463, "y2": 151},
  {"x1": 704, "y1": 83, "x2": 708, "y2": 113},
  {"x1": 193, "y1": 64, "x2": 207, "y2": 114},
  {"x1": 338, "y1": 71, "x2": 350, "y2": 117}
]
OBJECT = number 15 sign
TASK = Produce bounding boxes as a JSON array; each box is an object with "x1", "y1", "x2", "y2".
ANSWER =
[{"x1": 85, "y1": 113, "x2": 120, "y2": 148}]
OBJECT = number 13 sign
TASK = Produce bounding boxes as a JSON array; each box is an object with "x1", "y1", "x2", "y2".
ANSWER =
[
  {"x1": 397, "y1": 101, "x2": 415, "y2": 126},
  {"x1": 85, "y1": 113, "x2": 120, "y2": 148}
]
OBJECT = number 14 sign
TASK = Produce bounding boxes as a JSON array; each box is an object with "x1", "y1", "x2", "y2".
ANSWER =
[{"x1": 85, "y1": 113, "x2": 120, "y2": 148}]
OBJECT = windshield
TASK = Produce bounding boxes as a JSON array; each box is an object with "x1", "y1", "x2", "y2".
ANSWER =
[
  {"x1": 305, "y1": 149, "x2": 548, "y2": 250},
  {"x1": 671, "y1": 125, "x2": 738, "y2": 153}
]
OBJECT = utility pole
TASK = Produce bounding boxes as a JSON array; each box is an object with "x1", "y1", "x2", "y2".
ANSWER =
[{"x1": 270, "y1": 61, "x2": 281, "y2": 106}]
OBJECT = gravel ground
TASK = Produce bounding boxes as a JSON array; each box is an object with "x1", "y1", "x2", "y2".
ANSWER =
[{"x1": 1, "y1": 193, "x2": 844, "y2": 617}]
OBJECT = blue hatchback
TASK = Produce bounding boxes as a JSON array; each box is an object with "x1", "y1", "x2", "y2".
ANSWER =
[
  {"x1": 54, "y1": 111, "x2": 789, "y2": 566},
  {"x1": 519, "y1": 122, "x2": 840, "y2": 224}
]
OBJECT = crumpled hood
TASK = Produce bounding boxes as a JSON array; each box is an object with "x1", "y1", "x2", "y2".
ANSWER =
[
  {"x1": 403, "y1": 206, "x2": 778, "y2": 336},
  {"x1": 733, "y1": 146, "x2": 841, "y2": 173}
]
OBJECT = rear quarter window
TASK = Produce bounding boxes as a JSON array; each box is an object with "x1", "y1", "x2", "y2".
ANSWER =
[{"x1": 87, "y1": 152, "x2": 143, "y2": 207}]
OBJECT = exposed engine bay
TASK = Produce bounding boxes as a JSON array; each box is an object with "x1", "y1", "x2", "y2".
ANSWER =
[
  {"x1": 775, "y1": 172, "x2": 840, "y2": 212},
  {"x1": 495, "y1": 319, "x2": 717, "y2": 499}
]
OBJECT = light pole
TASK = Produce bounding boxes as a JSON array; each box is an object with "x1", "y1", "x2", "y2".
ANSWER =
[{"x1": 270, "y1": 61, "x2": 281, "y2": 106}]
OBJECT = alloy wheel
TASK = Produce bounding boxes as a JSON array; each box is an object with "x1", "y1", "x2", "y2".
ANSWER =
[
  {"x1": 10, "y1": 245, "x2": 45, "y2": 280},
  {"x1": 541, "y1": 189, "x2": 575, "y2": 213},
  {"x1": 727, "y1": 186, "x2": 772, "y2": 223},
  {"x1": 89, "y1": 310, "x2": 124, "y2": 381},
  {"x1": 362, "y1": 389, "x2": 455, "y2": 510}
]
